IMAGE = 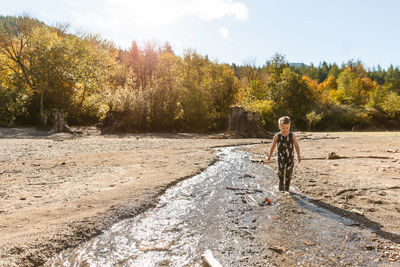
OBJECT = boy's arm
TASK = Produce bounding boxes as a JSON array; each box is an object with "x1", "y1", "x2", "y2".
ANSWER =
[
  {"x1": 267, "y1": 135, "x2": 278, "y2": 162},
  {"x1": 292, "y1": 133, "x2": 301, "y2": 163}
]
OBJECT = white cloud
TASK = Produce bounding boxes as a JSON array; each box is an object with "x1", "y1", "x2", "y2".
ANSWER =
[
  {"x1": 63, "y1": 0, "x2": 247, "y2": 47},
  {"x1": 219, "y1": 27, "x2": 231, "y2": 40},
  {"x1": 67, "y1": 0, "x2": 248, "y2": 28},
  {"x1": 183, "y1": 0, "x2": 249, "y2": 21}
]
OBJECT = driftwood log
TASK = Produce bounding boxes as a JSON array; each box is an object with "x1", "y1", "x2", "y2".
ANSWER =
[
  {"x1": 225, "y1": 106, "x2": 273, "y2": 138},
  {"x1": 202, "y1": 250, "x2": 223, "y2": 267}
]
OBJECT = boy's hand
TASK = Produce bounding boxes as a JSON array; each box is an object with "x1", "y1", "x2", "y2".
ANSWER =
[
  {"x1": 298, "y1": 157, "x2": 302, "y2": 163},
  {"x1": 266, "y1": 156, "x2": 271, "y2": 163}
]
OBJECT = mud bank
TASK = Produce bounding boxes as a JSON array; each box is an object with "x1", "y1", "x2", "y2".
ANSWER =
[{"x1": 0, "y1": 127, "x2": 266, "y2": 266}]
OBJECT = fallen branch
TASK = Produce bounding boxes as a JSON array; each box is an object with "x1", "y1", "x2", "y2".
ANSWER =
[
  {"x1": 351, "y1": 208, "x2": 364, "y2": 216},
  {"x1": 352, "y1": 155, "x2": 394, "y2": 159},
  {"x1": 298, "y1": 136, "x2": 339, "y2": 141},
  {"x1": 202, "y1": 249, "x2": 223, "y2": 267},
  {"x1": 268, "y1": 246, "x2": 286, "y2": 254},
  {"x1": 3, "y1": 170, "x2": 22, "y2": 174},
  {"x1": 247, "y1": 195, "x2": 259, "y2": 205},
  {"x1": 28, "y1": 182, "x2": 63, "y2": 186},
  {"x1": 301, "y1": 157, "x2": 328, "y2": 160},
  {"x1": 336, "y1": 188, "x2": 358, "y2": 196},
  {"x1": 301, "y1": 155, "x2": 394, "y2": 160},
  {"x1": 225, "y1": 187, "x2": 263, "y2": 193},
  {"x1": 387, "y1": 186, "x2": 400, "y2": 190}
]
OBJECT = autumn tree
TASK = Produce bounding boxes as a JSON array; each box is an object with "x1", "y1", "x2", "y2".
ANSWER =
[{"x1": 0, "y1": 16, "x2": 41, "y2": 122}]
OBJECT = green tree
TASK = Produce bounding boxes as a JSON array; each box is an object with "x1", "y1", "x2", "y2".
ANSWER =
[
  {"x1": 271, "y1": 68, "x2": 314, "y2": 128},
  {"x1": 332, "y1": 69, "x2": 373, "y2": 106}
]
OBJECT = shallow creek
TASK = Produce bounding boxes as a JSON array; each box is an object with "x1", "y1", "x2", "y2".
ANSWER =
[{"x1": 45, "y1": 145, "x2": 391, "y2": 266}]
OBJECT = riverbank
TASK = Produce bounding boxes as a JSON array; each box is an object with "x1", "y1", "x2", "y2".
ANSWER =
[
  {"x1": 0, "y1": 127, "x2": 266, "y2": 266},
  {"x1": 244, "y1": 131, "x2": 400, "y2": 262}
]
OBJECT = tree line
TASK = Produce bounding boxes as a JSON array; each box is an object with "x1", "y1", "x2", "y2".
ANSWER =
[
  {"x1": 234, "y1": 55, "x2": 400, "y2": 130},
  {"x1": 1, "y1": 16, "x2": 399, "y2": 132}
]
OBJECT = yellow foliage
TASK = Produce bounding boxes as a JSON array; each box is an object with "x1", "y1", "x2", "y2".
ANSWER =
[
  {"x1": 302, "y1": 75, "x2": 322, "y2": 103},
  {"x1": 245, "y1": 99, "x2": 273, "y2": 114}
]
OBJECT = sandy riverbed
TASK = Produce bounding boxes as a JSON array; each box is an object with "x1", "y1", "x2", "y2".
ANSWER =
[
  {"x1": 0, "y1": 127, "x2": 266, "y2": 266},
  {"x1": 244, "y1": 131, "x2": 400, "y2": 262},
  {"x1": 1, "y1": 128, "x2": 399, "y2": 265}
]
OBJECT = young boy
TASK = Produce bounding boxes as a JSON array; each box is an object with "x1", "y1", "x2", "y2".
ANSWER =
[{"x1": 267, "y1": 116, "x2": 301, "y2": 192}]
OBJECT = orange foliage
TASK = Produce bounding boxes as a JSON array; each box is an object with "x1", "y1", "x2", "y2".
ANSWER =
[{"x1": 302, "y1": 75, "x2": 322, "y2": 103}]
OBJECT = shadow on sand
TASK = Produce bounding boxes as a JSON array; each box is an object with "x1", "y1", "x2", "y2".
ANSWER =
[
  {"x1": 0, "y1": 127, "x2": 53, "y2": 139},
  {"x1": 0, "y1": 127, "x2": 227, "y2": 140},
  {"x1": 290, "y1": 192, "x2": 400, "y2": 245}
]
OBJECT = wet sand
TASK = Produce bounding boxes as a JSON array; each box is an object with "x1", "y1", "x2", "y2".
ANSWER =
[
  {"x1": 244, "y1": 131, "x2": 400, "y2": 263},
  {"x1": 0, "y1": 127, "x2": 265, "y2": 266}
]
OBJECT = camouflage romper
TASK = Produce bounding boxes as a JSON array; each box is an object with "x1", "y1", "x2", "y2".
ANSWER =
[{"x1": 277, "y1": 132, "x2": 294, "y2": 191}]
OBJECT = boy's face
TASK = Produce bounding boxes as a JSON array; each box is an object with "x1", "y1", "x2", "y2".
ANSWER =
[{"x1": 278, "y1": 123, "x2": 290, "y2": 135}]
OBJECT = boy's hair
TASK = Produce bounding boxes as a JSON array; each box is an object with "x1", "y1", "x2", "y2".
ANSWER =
[{"x1": 278, "y1": 116, "x2": 291, "y2": 125}]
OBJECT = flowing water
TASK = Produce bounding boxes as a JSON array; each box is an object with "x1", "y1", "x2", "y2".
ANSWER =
[{"x1": 45, "y1": 146, "x2": 392, "y2": 266}]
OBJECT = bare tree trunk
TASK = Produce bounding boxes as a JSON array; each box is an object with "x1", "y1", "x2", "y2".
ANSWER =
[
  {"x1": 77, "y1": 84, "x2": 87, "y2": 112},
  {"x1": 40, "y1": 89, "x2": 46, "y2": 127}
]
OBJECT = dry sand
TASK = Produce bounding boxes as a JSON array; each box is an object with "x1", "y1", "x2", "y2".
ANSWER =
[
  {"x1": 1, "y1": 128, "x2": 400, "y2": 265},
  {"x1": 0, "y1": 127, "x2": 266, "y2": 266},
  {"x1": 244, "y1": 131, "x2": 400, "y2": 262}
]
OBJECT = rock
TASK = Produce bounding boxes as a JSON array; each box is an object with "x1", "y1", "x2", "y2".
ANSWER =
[
  {"x1": 363, "y1": 245, "x2": 375, "y2": 250},
  {"x1": 367, "y1": 199, "x2": 384, "y2": 204},
  {"x1": 268, "y1": 246, "x2": 286, "y2": 254},
  {"x1": 304, "y1": 241, "x2": 314, "y2": 246}
]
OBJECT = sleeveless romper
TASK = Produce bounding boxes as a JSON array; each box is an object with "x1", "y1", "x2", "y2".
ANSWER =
[{"x1": 277, "y1": 132, "x2": 294, "y2": 191}]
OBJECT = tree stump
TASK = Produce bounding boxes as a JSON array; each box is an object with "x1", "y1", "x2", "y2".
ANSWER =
[
  {"x1": 45, "y1": 109, "x2": 73, "y2": 134},
  {"x1": 225, "y1": 106, "x2": 273, "y2": 138}
]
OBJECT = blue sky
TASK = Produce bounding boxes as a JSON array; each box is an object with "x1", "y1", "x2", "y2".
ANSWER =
[{"x1": 1, "y1": 0, "x2": 400, "y2": 68}]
